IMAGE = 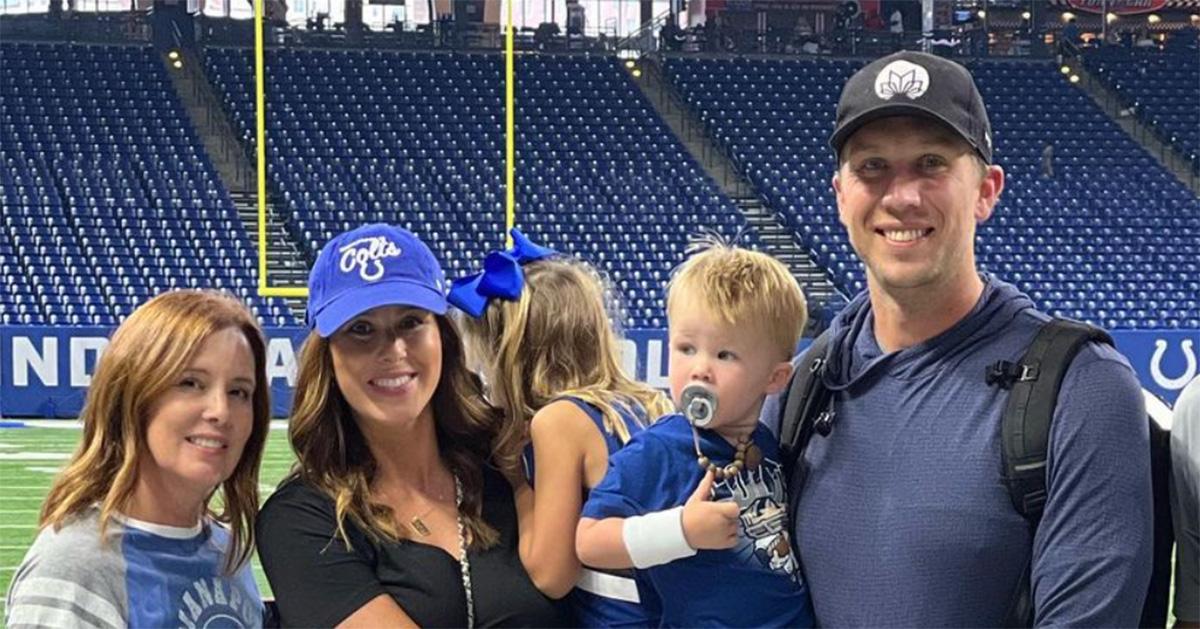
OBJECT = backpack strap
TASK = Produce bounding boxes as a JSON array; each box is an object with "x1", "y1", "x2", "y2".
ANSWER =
[
  {"x1": 779, "y1": 330, "x2": 834, "y2": 481},
  {"x1": 992, "y1": 318, "x2": 1113, "y2": 520},
  {"x1": 989, "y1": 318, "x2": 1114, "y2": 627}
]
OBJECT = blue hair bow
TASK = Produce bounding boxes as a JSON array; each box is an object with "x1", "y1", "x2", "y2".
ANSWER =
[{"x1": 447, "y1": 229, "x2": 557, "y2": 317}]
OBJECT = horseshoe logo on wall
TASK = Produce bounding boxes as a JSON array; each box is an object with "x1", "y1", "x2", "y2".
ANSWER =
[{"x1": 1150, "y1": 338, "x2": 1197, "y2": 391}]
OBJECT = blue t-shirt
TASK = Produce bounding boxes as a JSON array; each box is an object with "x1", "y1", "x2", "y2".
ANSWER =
[
  {"x1": 526, "y1": 397, "x2": 658, "y2": 628},
  {"x1": 582, "y1": 414, "x2": 814, "y2": 628},
  {"x1": 6, "y1": 508, "x2": 263, "y2": 628}
]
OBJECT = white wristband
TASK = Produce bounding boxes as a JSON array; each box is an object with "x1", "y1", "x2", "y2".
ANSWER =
[{"x1": 622, "y1": 506, "x2": 697, "y2": 569}]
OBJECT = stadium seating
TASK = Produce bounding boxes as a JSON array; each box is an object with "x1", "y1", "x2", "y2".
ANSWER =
[
  {"x1": 203, "y1": 48, "x2": 750, "y2": 328},
  {"x1": 5, "y1": 42, "x2": 1193, "y2": 332},
  {"x1": 665, "y1": 56, "x2": 1200, "y2": 329},
  {"x1": 0, "y1": 42, "x2": 299, "y2": 327},
  {"x1": 1082, "y1": 46, "x2": 1200, "y2": 170}
]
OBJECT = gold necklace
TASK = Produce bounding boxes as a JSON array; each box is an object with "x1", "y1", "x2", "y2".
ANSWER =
[
  {"x1": 380, "y1": 478, "x2": 453, "y2": 538},
  {"x1": 407, "y1": 486, "x2": 454, "y2": 537},
  {"x1": 376, "y1": 474, "x2": 475, "y2": 627},
  {"x1": 409, "y1": 510, "x2": 435, "y2": 537}
]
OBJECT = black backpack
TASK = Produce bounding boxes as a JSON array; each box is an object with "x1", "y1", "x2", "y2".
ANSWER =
[{"x1": 778, "y1": 318, "x2": 1173, "y2": 628}]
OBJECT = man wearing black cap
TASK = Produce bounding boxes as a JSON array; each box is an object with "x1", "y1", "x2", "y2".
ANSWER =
[{"x1": 764, "y1": 51, "x2": 1152, "y2": 625}]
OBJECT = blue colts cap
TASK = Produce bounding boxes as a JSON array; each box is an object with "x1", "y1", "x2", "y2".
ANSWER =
[{"x1": 306, "y1": 224, "x2": 448, "y2": 337}]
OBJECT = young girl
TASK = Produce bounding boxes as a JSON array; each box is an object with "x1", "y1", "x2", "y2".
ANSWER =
[
  {"x1": 450, "y1": 229, "x2": 674, "y2": 626},
  {"x1": 5, "y1": 290, "x2": 271, "y2": 628}
]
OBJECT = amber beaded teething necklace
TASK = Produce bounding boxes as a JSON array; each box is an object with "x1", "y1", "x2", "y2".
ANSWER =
[{"x1": 692, "y1": 428, "x2": 760, "y2": 480}]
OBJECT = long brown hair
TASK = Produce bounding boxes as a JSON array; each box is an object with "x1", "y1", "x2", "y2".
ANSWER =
[
  {"x1": 458, "y1": 258, "x2": 673, "y2": 477},
  {"x1": 40, "y1": 290, "x2": 271, "y2": 573},
  {"x1": 287, "y1": 315, "x2": 503, "y2": 549}
]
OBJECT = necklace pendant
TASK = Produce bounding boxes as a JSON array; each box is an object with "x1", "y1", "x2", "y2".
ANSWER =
[
  {"x1": 410, "y1": 516, "x2": 431, "y2": 537},
  {"x1": 744, "y1": 443, "x2": 763, "y2": 469}
]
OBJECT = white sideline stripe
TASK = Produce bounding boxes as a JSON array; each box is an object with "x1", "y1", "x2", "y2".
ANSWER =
[
  {"x1": 0, "y1": 510, "x2": 41, "y2": 515},
  {"x1": 7, "y1": 576, "x2": 124, "y2": 628},
  {"x1": 575, "y1": 568, "x2": 640, "y2": 603},
  {"x1": 0, "y1": 453, "x2": 70, "y2": 460},
  {"x1": 24, "y1": 467, "x2": 65, "y2": 474},
  {"x1": 0, "y1": 443, "x2": 19, "y2": 448},
  {"x1": 15, "y1": 421, "x2": 83, "y2": 429}
]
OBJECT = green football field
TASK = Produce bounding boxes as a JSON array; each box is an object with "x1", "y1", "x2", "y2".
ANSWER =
[
  {"x1": 0, "y1": 421, "x2": 296, "y2": 618},
  {"x1": 0, "y1": 421, "x2": 1183, "y2": 624}
]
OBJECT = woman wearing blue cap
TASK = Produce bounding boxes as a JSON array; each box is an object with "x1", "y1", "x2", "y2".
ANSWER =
[{"x1": 255, "y1": 224, "x2": 570, "y2": 627}]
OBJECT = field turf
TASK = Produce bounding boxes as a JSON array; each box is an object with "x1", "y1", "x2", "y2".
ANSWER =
[{"x1": 0, "y1": 421, "x2": 296, "y2": 617}]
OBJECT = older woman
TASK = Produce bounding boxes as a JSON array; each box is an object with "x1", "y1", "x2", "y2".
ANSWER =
[
  {"x1": 5, "y1": 290, "x2": 271, "y2": 628},
  {"x1": 256, "y1": 224, "x2": 569, "y2": 627}
]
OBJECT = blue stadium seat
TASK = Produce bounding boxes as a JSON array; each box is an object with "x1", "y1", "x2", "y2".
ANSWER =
[
  {"x1": 664, "y1": 56, "x2": 1200, "y2": 329},
  {"x1": 204, "y1": 49, "x2": 756, "y2": 327},
  {"x1": 1083, "y1": 45, "x2": 1200, "y2": 169},
  {"x1": 0, "y1": 42, "x2": 300, "y2": 327}
]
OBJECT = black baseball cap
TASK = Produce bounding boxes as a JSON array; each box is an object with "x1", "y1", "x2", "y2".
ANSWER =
[{"x1": 829, "y1": 51, "x2": 993, "y2": 164}]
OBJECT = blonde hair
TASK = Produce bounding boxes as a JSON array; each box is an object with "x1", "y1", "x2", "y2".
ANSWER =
[
  {"x1": 287, "y1": 316, "x2": 502, "y2": 550},
  {"x1": 458, "y1": 258, "x2": 673, "y2": 477},
  {"x1": 667, "y1": 239, "x2": 808, "y2": 361},
  {"x1": 40, "y1": 290, "x2": 271, "y2": 573}
]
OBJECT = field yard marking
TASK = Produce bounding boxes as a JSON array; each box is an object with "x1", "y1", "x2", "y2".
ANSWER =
[
  {"x1": 0, "y1": 453, "x2": 70, "y2": 460},
  {"x1": 20, "y1": 421, "x2": 83, "y2": 429},
  {"x1": 0, "y1": 426, "x2": 296, "y2": 603}
]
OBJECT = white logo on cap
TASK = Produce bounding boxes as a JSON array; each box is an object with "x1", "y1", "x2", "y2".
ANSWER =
[
  {"x1": 874, "y1": 60, "x2": 930, "y2": 100},
  {"x1": 339, "y1": 236, "x2": 402, "y2": 282}
]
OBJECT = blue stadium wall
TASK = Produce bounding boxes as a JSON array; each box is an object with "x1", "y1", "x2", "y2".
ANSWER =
[{"x1": 1, "y1": 326, "x2": 1196, "y2": 417}]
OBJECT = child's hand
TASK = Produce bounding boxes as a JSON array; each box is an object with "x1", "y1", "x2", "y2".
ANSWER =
[{"x1": 681, "y1": 469, "x2": 739, "y2": 550}]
